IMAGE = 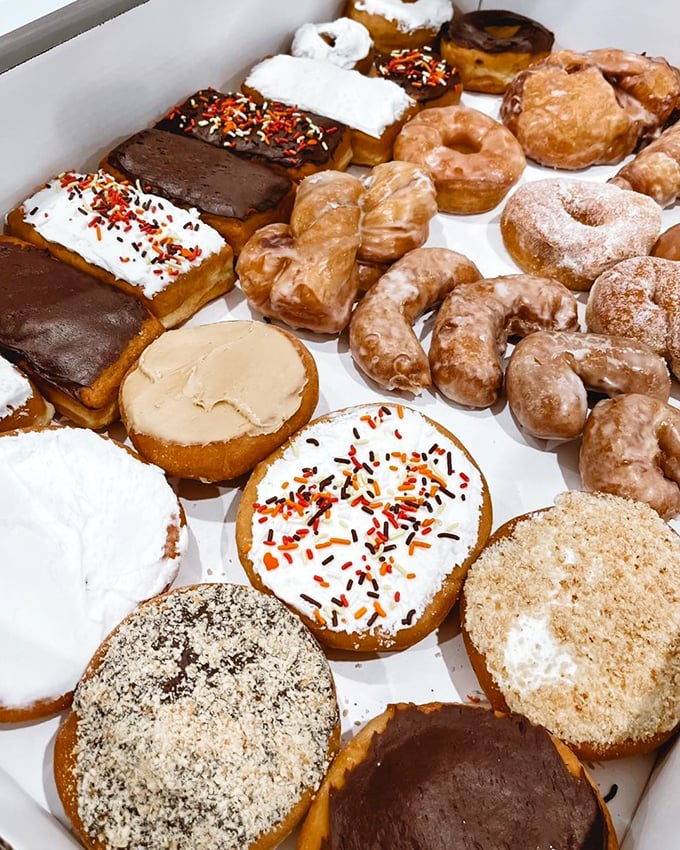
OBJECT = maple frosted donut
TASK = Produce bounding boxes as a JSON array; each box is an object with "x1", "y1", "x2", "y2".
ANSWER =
[
  {"x1": 500, "y1": 178, "x2": 662, "y2": 291},
  {"x1": 0, "y1": 426, "x2": 186, "y2": 723},
  {"x1": 439, "y1": 9, "x2": 554, "y2": 94},
  {"x1": 346, "y1": 0, "x2": 453, "y2": 52},
  {"x1": 373, "y1": 46, "x2": 462, "y2": 110},
  {"x1": 299, "y1": 702, "x2": 617, "y2": 850},
  {"x1": 54, "y1": 583, "x2": 340, "y2": 850},
  {"x1": 291, "y1": 17, "x2": 374, "y2": 73},
  {"x1": 236, "y1": 404, "x2": 492, "y2": 652},
  {"x1": 505, "y1": 330, "x2": 671, "y2": 440},
  {"x1": 586, "y1": 256, "x2": 680, "y2": 379},
  {"x1": 462, "y1": 490, "x2": 680, "y2": 759},
  {"x1": 393, "y1": 104, "x2": 526, "y2": 214},
  {"x1": 0, "y1": 355, "x2": 54, "y2": 433},
  {"x1": 580, "y1": 393, "x2": 680, "y2": 521},
  {"x1": 120, "y1": 321, "x2": 319, "y2": 482}
]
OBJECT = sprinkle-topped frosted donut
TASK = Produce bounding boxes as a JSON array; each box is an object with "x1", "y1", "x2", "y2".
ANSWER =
[
  {"x1": 236, "y1": 403, "x2": 492, "y2": 652},
  {"x1": 291, "y1": 17, "x2": 374, "y2": 73},
  {"x1": 374, "y1": 46, "x2": 462, "y2": 109},
  {"x1": 346, "y1": 0, "x2": 454, "y2": 52}
]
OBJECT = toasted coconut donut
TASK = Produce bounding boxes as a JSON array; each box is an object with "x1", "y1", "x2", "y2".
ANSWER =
[
  {"x1": 393, "y1": 104, "x2": 526, "y2": 213},
  {"x1": 345, "y1": 0, "x2": 454, "y2": 52},
  {"x1": 237, "y1": 171, "x2": 362, "y2": 334},
  {"x1": 586, "y1": 256, "x2": 680, "y2": 379},
  {"x1": 291, "y1": 17, "x2": 374, "y2": 73},
  {"x1": 349, "y1": 247, "x2": 481, "y2": 392},
  {"x1": 501, "y1": 49, "x2": 680, "y2": 170},
  {"x1": 580, "y1": 393, "x2": 680, "y2": 520},
  {"x1": 505, "y1": 330, "x2": 671, "y2": 440},
  {"x1": 462, "y1": 490, "x2": 680, "y2": 759},
  {"x1": 298, "y1": 702, "x2": 617, "y2": 850},
  {"x1": 500, "y1": 178, "x2": 662, "y2": 291},
  {"x1": 358, "y1": 160, "x2": 437, "y2": 264},
  {"x1": 610, "y1": 120, "x2": 680, "y2": 207},
  {"x1": 235, "y1": 403, "x2": 492, "y2": 652},
  {"x1": 430, "y1": 274, "x2": 579, "y2": 408}
]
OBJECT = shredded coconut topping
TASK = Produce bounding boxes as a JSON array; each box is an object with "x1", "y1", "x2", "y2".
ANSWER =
[{"x1": 73, "y1": 583, "x2": 338, "y2": 850}]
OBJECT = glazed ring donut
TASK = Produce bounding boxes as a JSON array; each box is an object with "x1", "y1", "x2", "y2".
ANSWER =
[
  {"x1": 505, "y1": 330, "x2": 671, "y2": 440},
  {"x1": 429, "y1": 274, "x2": 579, "y2": 408},
  {"x1": 586, "y1": 256, "x2": 680, "y2": 379},
  {"x1": 439, "y1": 9, "x2": 554, "y2": 94},
  {"x1": 349, "y1": 247, "x2": 481, "y2": 392},
  {"x1": 291, "y1": 17, "x2": 374, "y2": 73},
  {"x1": 393, "y1": 104, "x2": 526, "y2": 214},
  {"x1": 345, "y1": 0, "x2": 454, "y2": 52},
  {"x1": 500, "y1": 178, "x2": 662, "y2": 291},
  {"x1": 580, "y1": 393, "x2": 680, "y2": 520}
]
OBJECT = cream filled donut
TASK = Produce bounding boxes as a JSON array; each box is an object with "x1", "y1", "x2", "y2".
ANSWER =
[
  {"x1": 120, "y1": 321, "x2": 319, "y2": 482},
  {"x1": 0, "y1": 356, "x2": 54, "y2": 433},
  {"x1": 500, "y1": 178, "x2": 662, "y2": 290},
  {"x1": 346, "y1": 0, "x2": 453, "y2": 52},
  {"x1": 0, "y1": 426, "x2": 186, "y2": 722},
  {"x1": 236, "y1": 403, "x2": 492, "y2": 652},
  {"x1": 291, "y1": 17, "x2": 374, "y2": 73},
  {"x1": 462, "y1": 490, "x2": 680, "y2": 759}
]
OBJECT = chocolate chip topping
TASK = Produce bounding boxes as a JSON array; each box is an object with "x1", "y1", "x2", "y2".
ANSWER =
[
  {"x1": 442, "y1": 10, "x2": 554, "y2": 55},
  {"x1": 0, "y1": 240, "x2": 149, "y2": 398},
  {"x1": 108, "y1": 128, "x2": 292, "y2": 220},
  {"x1": 324, "y1": 704, "x2": 606, "y2": 850}
]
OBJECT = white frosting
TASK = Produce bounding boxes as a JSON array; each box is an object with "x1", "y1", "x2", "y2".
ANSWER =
[
  {"x1": 22, "y1": 170, "x2": 226, "y2": 299},
  {"x1": 353, "y1": 0, "x2": 453, "y2": 32},
  {"x1": 249, "y1": 405, "x2": 485, "y2": 640},
  {"x1": 503, "y1": 614, "x2": 577, "y2": 692},
  {"x1": 0, "y1": 357, "x2": 31, "y2": 420},
  {"x1": 244, "y1": 55, "x2": 413, "y2": 138},
  {"x1": 291, "y1": 18, "x2": 373, "y2": 69},
  {"x1": 0, "y1": 426, "x2": 187, "y2": 708}
]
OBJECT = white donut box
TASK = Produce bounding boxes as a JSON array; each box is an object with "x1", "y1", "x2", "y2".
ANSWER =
[{"x1": 0, "y1": 1, "x2": 678, "y2": 848}]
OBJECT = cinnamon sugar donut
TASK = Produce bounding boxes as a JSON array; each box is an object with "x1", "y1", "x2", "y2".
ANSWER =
[
  {"x1": 500, "y1": 178, "x2": 662, "y2": 291},
  {"x1": 586, "y1": 256, "x2": 680, "y2": 379},
  {"x1": 462, "y1": 490, "x2": 680, "y2": 759},
  {"x1": 291, "y1": 17, "x2": 374, "y2": 73},
  {"x1": 430, "y1": 274, "x2": 579, "y2": 408},
  {"x1": 505, "y1": 331, "x2": 671, "y2": 440},
  {"x1": 346, "y1": 0, "x2": 454, "y2": 52},
  {"x1": 393, "y1": 103, "x2": 526, "y2": 214},
  {"x1": 349, "y1": 247, "x2": 481, "y2": 392},
  {"x1": 235, "y1": 403, "x2": 492, "y2": 652},
  {"x1": 580, "y1": 393, "x2": 680, "y2": 520}
]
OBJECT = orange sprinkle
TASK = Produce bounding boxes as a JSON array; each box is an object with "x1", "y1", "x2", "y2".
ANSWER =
[
  {"x1": 406, "y1": 572, "x2": 417, "y2": 579},
  {"x1": 373, "y1": 601, "x2": 387, "y2": 617},
  {"x1": 277, "y1": 542, "x2": 299, "y2": 551},
  {"x1": 409, "y1": 540, "x2": 432, "y2": 556},
  {"x1": 313, "y1": 609, "x2": 327, "y2": 626},
  {"x1": 397, "y1": 405, "x2": 404, "y2": 418},
  {"x1": 263, "y1": 551, "x2": 279, "y2": 571},
  {"x1": 354, "y1": 606, "x2": 368, "y2": 620},
  {"x1": 329, "y1": 537, "x2": 351, "y2": 545}
]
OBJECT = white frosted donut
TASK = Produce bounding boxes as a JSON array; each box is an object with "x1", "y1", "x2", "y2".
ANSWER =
[
  {"x1": 291, "y1": 18, "x2": 374, "y2": 72},
  {"x1": 500, "y1": 178, "x2": 662, "y2": 290},
  {"x1": 346, "y1": 0, "x2": 453, "y2": 51}
]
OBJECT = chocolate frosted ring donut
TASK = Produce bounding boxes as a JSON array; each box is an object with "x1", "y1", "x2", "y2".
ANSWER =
[{"x1": 440, "y1": 9, "x2": 554, "y2": 93}]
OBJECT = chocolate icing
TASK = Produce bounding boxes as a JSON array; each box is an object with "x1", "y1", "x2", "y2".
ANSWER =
[
  {"x1": 375, "y1": 48, "x2": 461, "y2": 103},
  {"x1": 442, "y1": 10, "x2": 554, "y2": 55},
  {"x1": 0, "y1": 240, "x2": 149, "y2": 398},
  {"x1": 323, "y1": 704, "x2": 606, "y2": 850},
  {"x1": 107, "y1": 128, "x2": 292, "y2": 220},
  {"x1": 156, "y1": 89, "x2": 345, "y2": 170}
]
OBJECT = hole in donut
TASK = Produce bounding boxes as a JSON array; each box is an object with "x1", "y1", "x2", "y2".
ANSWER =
[
  {"x1": 320, "y1": 32, "x2": 337, "y2": 48},
  {"x1": 563, "y1": 199, "x2": 608, "y2": 227},
  {"x1": 446, "y1": 133, "x2": 482, "y2": 156},
  {"x1": 484, "y1": 25, "x2": 521, "y2": 39}
]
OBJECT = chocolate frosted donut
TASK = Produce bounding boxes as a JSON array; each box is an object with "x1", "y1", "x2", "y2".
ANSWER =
[
  {"x1": 374, "y1": 46, "x2": 462, "y2": 109},
  {"x1": 439, "y1": 9, "x2": 554, "y2": 93}
]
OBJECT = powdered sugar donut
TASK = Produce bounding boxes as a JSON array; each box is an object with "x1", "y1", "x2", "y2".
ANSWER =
[
  {"x1": 500, "y1": 178, "x2": 662, "y2": 290},
  {"x1": 346, "y1": 0, "x2": 453, "y2": 51},
  {"x1": 291, "y1": 17, "x2": 374, "y2": 73}
]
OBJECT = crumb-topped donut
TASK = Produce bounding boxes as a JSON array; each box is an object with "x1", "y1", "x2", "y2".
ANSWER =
[
  {"x1": 236, "y1": 403, "x2": 492, "y2": 652},
  {"x1": 462, "y1": 490, "x2": 680, "y2": 759},
  {"x1": 54, "y1": 583, "x2": 340, "y2": 850},
  {"x1": 120, "y1": 321, "x2": 319, "y2": 482},
  {"x1": 291, "y1": 17, "x2": 374, "y2": 73},
  {"x1": 0, "y1": 426, "x2": 186, "y2": 723},
  {"x1": 393, "y1": 103, "x2": 525, "y2": 214},
  {"x1": 500, "y1": 178, "x2": 662, "y2": 291},
  {"x1": 439, "y1": 9, "x2": 555, "y2": 94},
  {"x1": 586, "y1": 256, "x2": 680, "y2": 379},
  {"x1": 346, "y1": 0, "x2": 454, "y2": 52},
  {"x1": 0, "y1": 355, "x2": 54, "y2": 433},
  {"x1": 373, "y1": 46, "x2": 462, "y2": 110},
  {"x1": 298, "y1": 702, "x2": 617, "y2": 850},
  {"x1": 580, "y1": 393, "x2": 680, "y2": 520}
]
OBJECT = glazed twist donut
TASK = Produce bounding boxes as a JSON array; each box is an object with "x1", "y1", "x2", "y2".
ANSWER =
[
  {"x1": 580, "y1": 393, "x2": 680, "y2": 520},
  {"x1": 586, "y1": 256, "x2": 680, "y2": 379},
  {"x1": 610, "y1": 121, "x2": 680, "y2": 207},
  {"x1": 393, "y1": 104, "x2": 525, "y2": 213},
  {"x1": 429, "y1": 275, "x2": 579, "y2": 408},
  {"x1": 505, "y1": 331, "x2": 671, "y2": 440},
  {"x1": 291, "y1": 17, "x2": 374, "y2": 73},
  {"x1": 349, "y1": 247, "x2": 481, "y2": 392},
  {"x1": 236, "y1": 170, "x2": 363, "y2": 334}
]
